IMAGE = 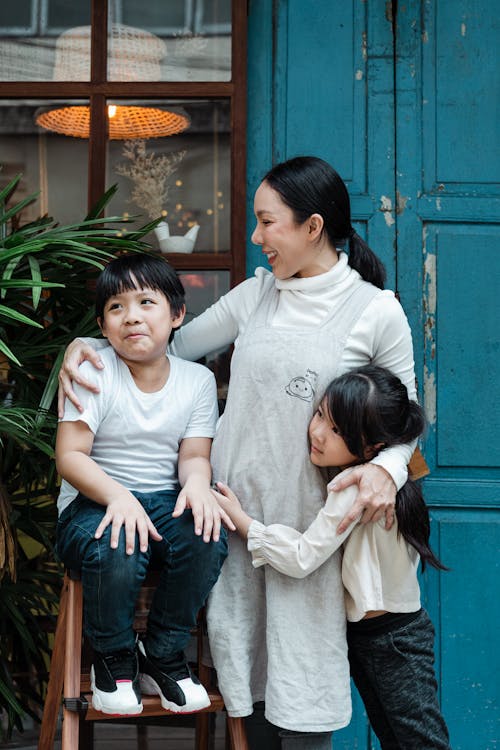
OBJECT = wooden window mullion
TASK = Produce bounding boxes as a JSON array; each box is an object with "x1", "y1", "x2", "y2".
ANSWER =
[{"x1": 88, "y1": 0, "x2": 108, "y2": 210}]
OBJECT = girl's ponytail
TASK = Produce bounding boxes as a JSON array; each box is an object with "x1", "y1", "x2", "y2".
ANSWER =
[
  {"x1": 396, "y1": 481, "x2": 448, "y2": 572},
  {"x1": 400, "y1": 400, "x2": 427, "y2": 445},
  {"x1": 348, "y1": 231, "x2": 386, "y2": 290}
]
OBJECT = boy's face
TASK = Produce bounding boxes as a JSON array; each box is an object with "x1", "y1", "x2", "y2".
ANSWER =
[{"x1": 98, "y1": 281, "x2": 185, "y2": 365}]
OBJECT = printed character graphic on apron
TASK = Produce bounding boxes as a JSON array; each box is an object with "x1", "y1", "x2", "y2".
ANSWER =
[{"x1": 285, "y1": 369, "x2": 318, "y2": 402}]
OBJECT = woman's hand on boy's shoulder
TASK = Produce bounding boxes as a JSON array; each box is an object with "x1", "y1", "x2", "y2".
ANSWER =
[{"x1": 58, "y1": 339, "x2": 105, "y2": 417}]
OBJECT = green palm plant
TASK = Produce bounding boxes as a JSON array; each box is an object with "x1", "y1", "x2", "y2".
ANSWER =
[{"x1": 0, "y1": 174, "x2": 158, "y2": 737}]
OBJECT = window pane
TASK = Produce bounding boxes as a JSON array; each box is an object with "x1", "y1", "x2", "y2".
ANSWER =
[
  {"x1": 0, "y1": 100, "x2": 88, "y2": 224},
  {"x1": 195, "y1": 0, "x2": 231, "y2": 34},
  {"x1": 108, "y1": 0, "x2": 231, "y2": 82},
  {"x1": 0, "y1": 1, "x2": 91, "y2": 81},
  {"x1": 121, "y1": 0, "x2": 190, "y2": 32},
  {"x1": 106, "y1": 99, "x2": 230, "y2": 253},
  {"x1": 0, "y1": 2, "x2": 34, "y2": 32},
  {"x1": 178, "y1": 270, "x2": 231, "y2": 394},
  {"x1": 180, "y1": 270, "x2": 229, "y2": 320},
  {"x1": 45, "y1": 0, "x2": 91, "y2": 32}
]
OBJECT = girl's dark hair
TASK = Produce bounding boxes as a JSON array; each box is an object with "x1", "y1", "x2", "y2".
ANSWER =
[
  {"x1": 263, "y1": 156, "x2": 386, "y2": 289},
  {"x1": 95, "y1": 253, "x2": 185, "y2": 343},
  {"x1": 324, "y1": 365, "x2": 446, "y2": 571}
]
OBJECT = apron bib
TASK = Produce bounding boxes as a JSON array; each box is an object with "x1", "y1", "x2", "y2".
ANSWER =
[{"x1": 207, "y1": 273, "x2": 379, "y2": 731}]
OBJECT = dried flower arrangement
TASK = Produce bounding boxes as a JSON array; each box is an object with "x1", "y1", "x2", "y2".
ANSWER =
[{"x1": 116, "y1": 139, "x2": 186, "y2": 220}]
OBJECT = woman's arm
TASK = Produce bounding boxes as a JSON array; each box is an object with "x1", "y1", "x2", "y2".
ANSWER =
[
  {"x1": 213, "y1": 482, "x2": 359, "y2": 578},
  {"x1": 334, "y1": 293, "x2": 418, "y2": 532}
]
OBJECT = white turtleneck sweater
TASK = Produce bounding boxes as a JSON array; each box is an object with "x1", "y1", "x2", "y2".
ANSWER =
[{"x1": 171, "y1": 253, "x2": 417, "y2": 489}]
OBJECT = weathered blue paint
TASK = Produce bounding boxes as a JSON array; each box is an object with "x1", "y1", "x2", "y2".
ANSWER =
[{"x1": 247, "y1": 1, "x2": 499, "y2": 747}]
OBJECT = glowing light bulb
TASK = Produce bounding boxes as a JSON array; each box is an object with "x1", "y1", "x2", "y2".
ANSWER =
[{"x1": 108, "y1": 105, "x2": 117, "y2": 118}]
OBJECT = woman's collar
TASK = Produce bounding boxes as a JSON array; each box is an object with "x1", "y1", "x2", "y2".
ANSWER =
[{"x1": 275, "y1": 251, "x2": 350, "y2": 291}]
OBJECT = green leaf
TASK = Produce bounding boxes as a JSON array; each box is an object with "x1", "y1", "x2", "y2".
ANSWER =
[
  {"x1": 0, "y1": 173, "x2": 22, "y2": 205},
  {"x1": 0, "y1": 193, "x2": 39, "y2": 225},
  {"x1": 0, "y1": 338, "x2": 22, "y2": 366},
  {"x1": 84, "y1": 184, "x2": 119, "y2": 220},
  {"x1": 0, "y1": 279, "x2": 64, "y2": 290},
  {"x1": 28, "y1": 255, "x2": 42, "y2": 308},
  {"x1": 0, "y1": 304, "x2": 43, "y2": 328},
  {"x1": 0, "y1": 678, "x2": 25, "y2": 716},
  {"x1": 38, "y1": 349, "x2": 64, "y2": 413},
  {"x1": 0, "y1": 257, "x2": 21, "y2": 299}
]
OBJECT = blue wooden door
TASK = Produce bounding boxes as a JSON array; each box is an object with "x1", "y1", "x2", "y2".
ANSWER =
[
  {"x1": 395, "y1": 3, "x2": 500, "y2": 748},
  {"x1": 247, "y1": 1, "x2": 499, "y2": 747}
]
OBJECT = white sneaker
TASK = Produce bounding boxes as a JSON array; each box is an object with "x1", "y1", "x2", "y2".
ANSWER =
[
  {"x1": 91, "y1": 649, "x2": 143, "y2": 716},
  {"x1": 138, "y1": 640, "x2": 210, "y2": 713}
]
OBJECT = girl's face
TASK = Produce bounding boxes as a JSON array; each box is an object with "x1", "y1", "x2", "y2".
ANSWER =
[
  {"x1": 251, "y1": 181, "x2": 335, "y2": 279},
  {"x1": 308, "y1": 398, "x2": 359, "y2": 469}
]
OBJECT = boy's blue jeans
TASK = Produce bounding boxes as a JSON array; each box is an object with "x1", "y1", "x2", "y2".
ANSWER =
[{"x1": 56, "y1": 489, "x2": 228, "y2": 658}]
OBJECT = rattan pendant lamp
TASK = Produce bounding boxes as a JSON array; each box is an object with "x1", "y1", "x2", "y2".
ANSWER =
[{"x1": 36, "y1": 24, "x2": 190, "y2": 139}]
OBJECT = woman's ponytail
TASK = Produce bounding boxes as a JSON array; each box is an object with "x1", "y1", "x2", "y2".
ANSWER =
[{"x1": 348, "y1": 231, "x2": 386, "y2": 290}]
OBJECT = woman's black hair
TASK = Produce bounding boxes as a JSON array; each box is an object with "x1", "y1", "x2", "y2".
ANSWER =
[
  {"x1": 324, "y1": 365, "x2": 447, "y2": 571},
  {"x1": 95, "y1": 253, "x2": 185, "y2": 343},
  {"x1": 262, "y1": 156, "x2": 386, "y2": 289}
]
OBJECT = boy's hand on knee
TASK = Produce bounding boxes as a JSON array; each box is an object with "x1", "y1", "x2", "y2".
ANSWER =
[
  {"x1": 173, "y1": 477, "x2": 235, "y2": 543},
  {"x1": 94, "y1": 493, "x2": 162, "y2": 554}
]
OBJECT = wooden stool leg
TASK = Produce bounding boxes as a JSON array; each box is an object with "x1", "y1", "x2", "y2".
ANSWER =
[
  {"x1": 38, "y1": 576, "x2": 69, "y2": 750},
  {"x1": 78, "y1": 719, "x2": 94, "y2": 750},
  {"x1": 226, "y1": 716, "x2": 249, "y2": 750},
  {"x1": 195, "y1": 712, "x2": 211, "y2": 750},
  {"x1": 137, "y1": 724, "x2": 148, "y2": 750},
  {"x1": 61, "y1": 577, "x2": 84, "y2": 750}
]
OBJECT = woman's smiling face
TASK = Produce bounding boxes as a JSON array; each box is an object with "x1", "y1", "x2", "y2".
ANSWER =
[{"x1": 250, "y1": 181, "x2": 324, "y2": 280}]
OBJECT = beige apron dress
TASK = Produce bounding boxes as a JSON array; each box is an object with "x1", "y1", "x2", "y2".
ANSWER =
[{"x1": 207, "y1": 272, "x2": 380, "y2": 732}]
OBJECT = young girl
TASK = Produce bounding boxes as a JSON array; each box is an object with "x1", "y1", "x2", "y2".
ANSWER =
[{"x1": 213, "y1": 365, "x2": 451, "y2": 750}]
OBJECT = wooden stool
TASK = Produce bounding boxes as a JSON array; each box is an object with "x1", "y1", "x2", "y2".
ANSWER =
[{"x1": 39, "y1": 571, "x2": 248, "y2": 749}]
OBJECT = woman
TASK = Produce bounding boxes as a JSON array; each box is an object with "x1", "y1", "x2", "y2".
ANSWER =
[{"x1": 58, "y1": 156, "x2": 417, "y2": 749}]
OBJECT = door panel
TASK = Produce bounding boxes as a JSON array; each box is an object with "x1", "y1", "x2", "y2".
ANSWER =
[
  {"x1": 434, "y1": 511, "x2": 500, "y2": 750},
  {"x1": 247, "y1": 0, "x2": 397, "y2": 285},
  {"x1": 247, "y1": 1, "x2": 499, "y2": 746},
  {"x1": 396, "y1": 2, "x2": 499, "y2": 748}
]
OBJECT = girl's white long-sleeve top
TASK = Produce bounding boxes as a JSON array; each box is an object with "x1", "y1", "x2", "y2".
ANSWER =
[{"x1": 247, "y1": 484, "x2": 421, "y2": 622}]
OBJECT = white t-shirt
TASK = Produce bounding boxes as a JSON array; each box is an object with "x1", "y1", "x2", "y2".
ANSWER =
[
  {"x1": 57, "y1": 349, "x2": 218, "y2": 515},
  {"x1": 247, "y1": 484, "x2": 421, "y2": 621}
]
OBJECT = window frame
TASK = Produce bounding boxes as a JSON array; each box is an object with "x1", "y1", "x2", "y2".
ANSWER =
[{"x1": 0, "y1": 0, "x2": 247, "y2": 286}]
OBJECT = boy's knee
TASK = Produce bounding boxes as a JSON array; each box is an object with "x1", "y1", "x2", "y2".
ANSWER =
[
  {"x1": 194, "y1": 527, "x2": 228, "y2": 566},
  {"x1": 84, "y1": 532, "x2": 149, "y2": 579}
]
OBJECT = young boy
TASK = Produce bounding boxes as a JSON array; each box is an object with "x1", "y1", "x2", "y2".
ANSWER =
[{"x1": 55, "y1": 253, "x2": 229, "y2": 717}]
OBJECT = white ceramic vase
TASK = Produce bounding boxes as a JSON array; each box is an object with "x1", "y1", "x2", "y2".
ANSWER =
[{"x1": 154, "y1": 221, "x2": 200, "y2": 253}]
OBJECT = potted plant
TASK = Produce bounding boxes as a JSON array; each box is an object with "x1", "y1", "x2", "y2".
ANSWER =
[{"x1": 0, "y1": 175, "x2": 157, "y2": 738}]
